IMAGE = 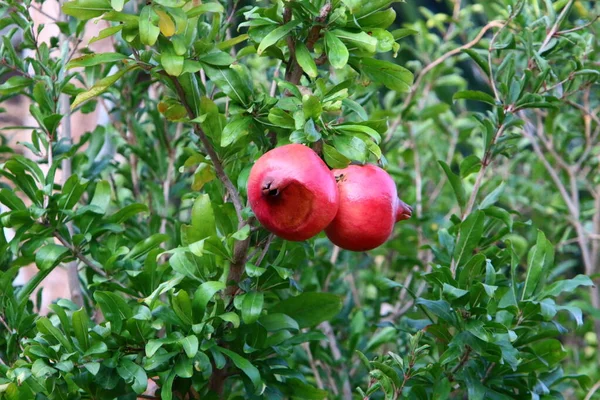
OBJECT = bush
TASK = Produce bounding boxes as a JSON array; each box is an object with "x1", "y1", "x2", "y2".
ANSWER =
[{"x1": 0, "y1": 0, "x2": 599, "y2": 398}]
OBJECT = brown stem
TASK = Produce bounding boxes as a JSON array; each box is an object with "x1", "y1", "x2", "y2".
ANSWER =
[
  {"x1": 284, "y1": 2, "x2": 331, "y2": 85},
  {"x1": 168, "y1": 76, "x2": 245, "y2": 225}
]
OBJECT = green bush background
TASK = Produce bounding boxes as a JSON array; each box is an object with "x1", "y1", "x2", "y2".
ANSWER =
[{"x1": 0, "y1": 0, "x2": 599, "y2": 398}]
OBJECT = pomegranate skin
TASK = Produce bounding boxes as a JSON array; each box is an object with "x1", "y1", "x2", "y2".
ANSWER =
[
  {"x1": 325, "y1": 164, "x2": 412, "y2": 251},
  {"x1": 247, "y1": 144, "x2": 339, "y2": 241}
]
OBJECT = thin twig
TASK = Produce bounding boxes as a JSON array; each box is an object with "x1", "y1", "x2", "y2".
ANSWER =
[
  {"x1": 538, "y1": 0, "x2": 574, "y2": 53},
  {"x1": 302, "y1": 342, "x2": 325, "y2": 390},
  {"x1": 28, "y1": 4, "x2": 60, "y2": 22},
  {"x1": 403, "y1": 20, "x2": 505, "y2": 109},
  {"x1": 168, "y1": 76, "x2": 245, "y2": 224},
  {"x1": 53, "y1": 231, "x2": 130, "y2": 291},
  {"x1": 255, "y1": 234, "x2": 275, "y2": 267}
]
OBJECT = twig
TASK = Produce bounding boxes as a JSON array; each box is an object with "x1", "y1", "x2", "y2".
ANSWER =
[
  {"x1": 255, "y1": 234, "x2": 275, "y2": 267},
  {"x1": 53, "y1": 230, "x2": 129, "y2": 291},
  {"x1": 538, "y1": 0, "x2": 574, "y2": 53},
  {"x1": 556, "y1": 15, "x2": 599, "y2": 35},
  {"x1": 284, "y1": 2, "x2": 332, "y2": 84},
  {"x1": 480, "y1": 362, "x2": 495, "y2": 383},
  {"x1": 168, "y1": 76, "x2": 245, "y2": 224},
  {"x1": 28, "y1": 4, "x2": 60, "y2": 22},
  {"x1": 449, "y1": 346, "x2": 471, "y2": 378},
  {"x1": 302, "y1": 342, "x2": 325, "y2": 390},
  {"x1": 320, "y1": 321, "x2": 352, "y2": 399},
  {"x1": 160, "y1": 123, "x2": 182, "y2": 234},
  {"x1": 57, "y1": 7, "x2": 83, "y2": 307},
  {"x1": 462, "y1": 123, "x2": 507, "y2": 218},
  {"x1": 403, "y1": 20, "x2": 505, "y2": 109}
]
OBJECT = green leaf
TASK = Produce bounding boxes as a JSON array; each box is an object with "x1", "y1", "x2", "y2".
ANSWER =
[
  {"x1": 67, "y1": 53, "x2": 126, "y2": 69},
  {"x1": 179, "y1": 335, "x2": 199, "y2": 358},
  {"x1": 221, "y1": 116, "x2": 253, "y2": 147},
  {"x1": 332, "y1": 29, "x2": 377, "y2": 53},
  {"x1": 453, "y1": 90, "x2": 497, "y2": 106},
  {"x1": 199, "y1": 51, "x2": 236, "y2": 66},
  {"x1": 303, "y1": 96, "x2": 322, "y2": 120},
  {"x1": 459, "y1": 155, "x2": 481, "y2": 179},
  {"x1": 539, "y1": 275, "x2": 594, "y2": 299},
  {"x1": 71, "y1": 65, "x2": 137, "y2": 109},
  {"x1": 453, "y1": 211, "x2": 485, "y2": 268},
  {"x1": 72, "y1": 308, "x2": 90, "y2": 351},
  {"x1": 139, "y1": 5, "x2": 160, "y2": 46},
  {"x1": 333, "y1": 134, "x2": 368, "y2": 162},
  {"x1": 241, "y1": 292, "x2": 264, "y2": 325},
  {"x1": 271, "y1": 292, "x2": 342, "y2": 329},
  {"x1": 161, "y1": 53, "x2": 184, "y2": 76},
  {"x1": 35, "y1": 244, "x2": 69, "y2": 271},
  {"x1": 295, "y1": 42, "x2": 318, "y2": 78},
  {"x1": 391, "y1": 28, "x2": 418, "y2": 40},
  {"x1": 89, "y1": 180, "x2": 111, "y2": 214},
  {"x1": 117, "y1": 359, "x2": 147, "y2": 394},
  {"x1": 259, "y1": 313, "x2": 299, "y2": 332},
  {"x1": 218, "y1": 312, "x2": 241, "y2": 328},
  {"x1": 360, "y1": 58, "x2": 413, "y2": 92},
  {"x1": 285, "y1": 378, "x2": 328, "y2": 399},
  {"x1": 519, "y1": 339, "x2": 567, "y2": 373},
  {"x1": 111, "y1": 0, "x2": 124, "y2": 11},
  {"x1": 257, "y1": 20, "x2": 301, "y2": 55},
  {"x1": 89, "y1": 25, "x2": 123, "y2": 44},
  {"x1": 521, "y1": 230, "x2": 554, "y2": 300},
  {"x1": 0, "y1": 76, "x2": 32, "y2": 95},
  {"x1": 36, "y1": 317, "x2": 73, "y2": 352},
  {"x1": 268, "y1": 108, "x2": 295, "y2": 129},
  {"x1": 192, "y1": 281, "x2": 225, "y2": 318},
  {"x1": 172, "y1": 290, "x2": 193, "y2": 325},
  {"x1": 124, "y1": 233, "x2": 169, "y2": 260},
  {"x1": 107, "y1": 203, "x2": 148, "y2": 223},
  {"x1": 462, "y1": 49, "x2": 490, "y2": 76},
  {"x1": 325, "y1": 31, "x2": 349, "y2": 69},
  {"x1": 93, "y1": 291, "x2": 133, "y2": 333},
  {"x1": 189, "y1": 194, "x2": 217, "y2": 241},
  {"x1": 457, "y1": 254, "x2": 486, "y2": 290},
  {"x1": 217, "y1": 347, "x2": 262, "y2": 390},
  {"x1": 479, "y1": 182, "x2": 505, "y2": 209},
  {"x1": 62, "y1": 0, "x2": 112, "y2": 20},
  {"x1": 0, "y1": 189, "x2": 27, "y2": 211},
  {"x1": 84, "y1": 341, "x2": 108, "y2": 357},
  {"x1": 438, "y1": 160, "x2": 466, "y2": 209},
  {"x1": 415, "y1": 299, "x2": 456, "y2": 325},
  {"x1": 186, "y1": 2, "x2": 225, "y2": 18},
  {"x1": 83, "y1": 362, "x2": 100, "y2": 375},
  {"x1": 323, "y1": 143, "x2": 350, "y2": 169}
]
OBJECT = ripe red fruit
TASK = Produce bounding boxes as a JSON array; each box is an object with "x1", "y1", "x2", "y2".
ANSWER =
[
  {"x1": 325, "y1": 164, "x2": 412, "y2": 251},
  {"x1": 247, "y1": 144, "x2": 339, "y2": 241}
]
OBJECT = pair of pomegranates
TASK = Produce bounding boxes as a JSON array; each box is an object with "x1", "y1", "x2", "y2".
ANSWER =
[{"x1": 247, "y1": 144, "x2": 412, "y2": 251}]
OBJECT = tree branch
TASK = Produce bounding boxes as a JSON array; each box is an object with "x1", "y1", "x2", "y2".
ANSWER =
[
  {"x1": 402, "y1": 20, "x2": 505, "y2": 110},
  {"x1": 168, "y1": 75, "x2": 245, "y2": 225},
  {"x1": 284, "y1": 2, "x2": 331, "y2": 85}
]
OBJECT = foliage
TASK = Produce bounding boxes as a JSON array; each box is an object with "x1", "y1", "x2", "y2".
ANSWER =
[{"x1": 0, "y1": 0, "x2": 599, "y2": 399}]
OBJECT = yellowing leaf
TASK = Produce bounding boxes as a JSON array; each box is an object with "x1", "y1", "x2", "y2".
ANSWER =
[
  {"x1": 71, "y1": 66, "x2": 137, "y2": 109},
  {"x1": 156, "y1": 9, "x2": 176, "y2": 37}
]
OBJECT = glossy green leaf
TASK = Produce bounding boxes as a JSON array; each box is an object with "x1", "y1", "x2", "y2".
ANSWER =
[
  {"x1": 62, "y1": 0, "x2": 112, "y2": 20},
  {"x1": 257, "y1": 20, "x2": 301, "y2": 55},
  {"x1": 453, "y1": 211, "x2": 485, "y2": 268},
  {"x1": 271, "y1": 293, "x2": 342, "y2": 329},
  {"x1": 217, "y1": 347, "x2": 262, "y2": 390},
  {"x1": 241, "y1": 291, "x2": 264, "y2": 325},
  {"x1": 295, "y1": 42, "x2": 317, "y2": 78},
  {"x1": 35, "y1": 244, "x2": 69, "y2": 271},
  {"x1": 360, "y1": 58, "x2": 413, "y2": 92}
]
